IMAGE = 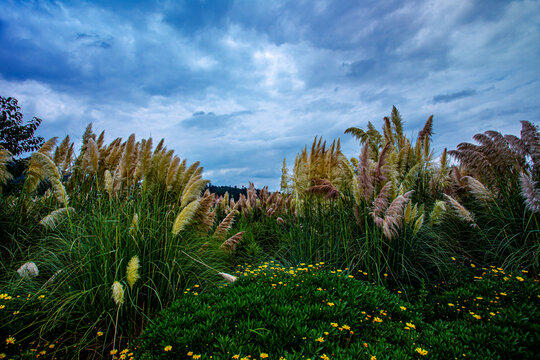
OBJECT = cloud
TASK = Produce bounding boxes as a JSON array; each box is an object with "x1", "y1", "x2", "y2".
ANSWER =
[
  {"x1": 432, "y1": 89, "x2": 477, "y2": 104},
  {"x1": 182, "y1": 110, "x2": 252, "y2": 129},
  {"x1": 0, "y1": 0, "x2": 538, "y2": 190}
]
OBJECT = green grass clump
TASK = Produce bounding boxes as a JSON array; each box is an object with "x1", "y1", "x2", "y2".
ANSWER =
[{"x1": 135, "y1": 263, "x2": 540, "y2": 360}]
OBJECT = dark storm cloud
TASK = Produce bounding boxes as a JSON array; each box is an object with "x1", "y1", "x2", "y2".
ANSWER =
[{"x1": 433, "y1": 89, "x2": 477, "y2": 104}]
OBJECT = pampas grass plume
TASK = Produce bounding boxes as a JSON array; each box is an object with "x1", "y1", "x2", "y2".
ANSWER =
[
  {"x1": 111, "y1": 281, "x2": 125, "y2": 305},
  {"x1": 126, "y1": 255, "x2": 140, "y2": 290},
  {"x1": 172, "y1": 199, "x2": 200, "y2": 235},
  {"x1": 39, "y1": 207, "x2": 75, "y2": 229},
  {"x1": 218, "y1": 272, "x2": 237, "y2": 283},
  {"x1": 519, "y1": 172, "x2": 540, "y2": 213},
  {"x1": 17, "y1": 262, "x2": 39, "y2": 278}
]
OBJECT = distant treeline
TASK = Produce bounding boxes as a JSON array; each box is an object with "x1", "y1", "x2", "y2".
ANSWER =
[{"x1": 205, "y1": 184, "x2": 249, "y2": 201}]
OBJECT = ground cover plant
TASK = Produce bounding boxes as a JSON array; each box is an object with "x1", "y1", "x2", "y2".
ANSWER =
[
  {"x1": 135, "y1": 262, "x2": 540, "y2": 360},
  {"x1": 0, "y1": 108, "x2": 539, "y2": 359}
]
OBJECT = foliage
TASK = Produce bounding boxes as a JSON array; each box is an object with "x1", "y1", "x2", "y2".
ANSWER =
[
  {"x1": 135, "y1": 263, "x2": 540, "y2": 360},
  {"x1": 0, "y1": 96, "x2": 44, "y2": 157}
]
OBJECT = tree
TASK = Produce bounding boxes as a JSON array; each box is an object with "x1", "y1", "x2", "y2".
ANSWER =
[{"x1": 0, "y1": 96, "x2": 44, "y2": 156}]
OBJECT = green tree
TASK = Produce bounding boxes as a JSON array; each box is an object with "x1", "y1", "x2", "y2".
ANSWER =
[{"x1": 1, "y1": 96, "x2": 44, "y2": 156}]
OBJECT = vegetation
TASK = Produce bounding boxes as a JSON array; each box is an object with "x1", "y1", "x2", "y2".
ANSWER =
[{"x1": 0, "y1": 107, "x2": 538, "y2": 359}]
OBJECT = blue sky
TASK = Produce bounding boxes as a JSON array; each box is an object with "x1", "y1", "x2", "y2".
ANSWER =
[{"x1": 1, "y1": 0, "x2": 539, "y2": 189}]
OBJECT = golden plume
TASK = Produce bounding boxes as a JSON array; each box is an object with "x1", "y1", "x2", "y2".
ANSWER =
[
  {"x1": 0, "y1": 146, "x2": 13, "y2": 190},
  {"x1": 172, "y1": 199, "x2": 200, "y2": 235},
  {"x1": 166, "y1": 156, "x2": 181, "y2": 191},
  {"x1": 180, "y1": 177, "x2": 209, "y2": 208},
  {"x1": 53, "y1": 135, "x2": 70, "y2": 168},
  {"x1": 126, "y1": 255, "x2": 140, "y2": 290},
  {"x1": 111, "y1": 281, "x2": 125, "y2": 305},
  {"x1": 86, "y1": 138, "x2": 99, "y2": 173},
  {"x1": 39, "y1": 207, "x2": 75, "y2": 230},
  {"x1": 429, "y1": 200, "x2": 446, "y2": 226}
]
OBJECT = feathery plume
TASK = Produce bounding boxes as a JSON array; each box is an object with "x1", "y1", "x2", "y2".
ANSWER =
[
  {"x1": 463, "y1": 176, "x2": 494, "y2": 203},
  {"x1": 418, "y1": 115, "x2": 434, "y2": 143},
  {"x1": 53, "y1": 135, "x2": 70, "y2": 167},
  {"x1": 220, "y1": 231, "x2": 245, "y2": 253},
  {"x1": 213, "y1": 209, "x2": 238, "y2": 240},
  {"x1": 166, "y1": 156, "x2": 181, "y2": 190},
  {"x1": 63, "y1": 143, "x2": 74, "y2": 172},
  {"x1": 443, "y1": 194, "x2": 476, "y2": 227},
  {"x1": 430, "y1": 200, "x2": 446, "y2": 226},
  {"x1": 412, "y1": 214, "x2": 424, "y2": 237},
  {"x1": 39, "y1": 207, "x2": 75, "y2": 229},
  {"x1": 371, "y1": 181, "x2": 392, "y2": 219},
  {"x1": 17, "y1": 262, "x2": 39, "y2": 278},
  {"x1": 0, "y1": 146, "x2": 13, "y2": 189},
  {"x1": 129, "y1": 213, "x2": 139, "y2": 235},
  {"x1": 307, "y1": 178, "x2": 339, "y2": 199},
  {"x1": 519, "y1": 172, "x2": 540, "y2": 213},
  {"x1": 172, "y1": 199, "x2": 200, "y2": 235},
  {"x1": 86, "y1": 138, "x2": 99, "y2": 173},
  {"x1": 111, "y1": 281, "x2": 125, "y2": 305},
  {"x1": 180, "y1": 178, "x2": 210, "y2": 208},
  {"x1": 126, "y1": 255, "x2": 140, "y2": 290},
  {"x1": 217, "y1": 272, "x2": 237, "y2": 283},
  {"x1": 104, "y1": 170, "x2": 113, "y2": 197},
  {"x1": 38, "y1": 137, "x2": 59, "y2": 157},
  {"x1": 375, "y1": 142, "x2": 392, "y2": 182}
]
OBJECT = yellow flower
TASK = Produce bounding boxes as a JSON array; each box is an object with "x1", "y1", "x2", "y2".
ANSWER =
[
  {"x1": 371, "y1": 356, "x2": 377, "y2": 360},
  {"x1": 470, "y1": 263, "x2": 476, "y2": 268},
  {"x1": 5, "y1": 336, "x2": 15, "y2": 345},
  {"x1": 516, "y1": 276, "x2": 524, "y2": 282},
  {"x1": 164, "y1": 345, "x2": 172, "y2": 351},
  {"x1": 327, "y1": 302, "x2": 335, "y2": 306},
  {"x1": 320, "y1": 355, "x2": 330, "y2": 360},
  {"x1": 342, "y1": 325, "x2": 350, "y2": 330},
  {"x1": 97, "y1": 331, "x2": 104, "y2": 336},
  {"x1": 110, "y1": 349, "x2": 118, "y2": 355},
  {"x1": 193, "y1": 355, "x2": 201, "y2": 359},
  {"x1": 406, "y1": 322, "x2": 416, "y2": 329},
  {"x1": 0, "y1": 353, "x2": 6, "y2": 359},
  {"x1": 0, "y1": 305, "x2": 4, "y2": 309},
  {"x1": 330, "y1": 322, "x2": 338, "y2": 327},
  {"x1": 400, "y1": 306, "x2": 407, "y2": 311},
  {"x1": 363, "y1": 343, "x2": 368, "y2": 348},
  {"x1": 315, "y1": 337, "x2": 324, "y2": 342},
  {"x1": 373, "y1": 317, "x2": 383, "y2": 323},
  {"x1": 415, "y1": 348, "x2": 428, "y2": 356},
  {"x1": 188, "y1": 352, "x2": 194, "y2": 356},
  {"x1": 232, "y1": 356, "x2": 240, "y2": 359},
  {"x1": 472, "y1": 314, "x2": 481, "y2": 320},
  {"x1": 260, "y1": 354, "x2": 269, "y2": 358},
  {"x1": 448, "y1": 303, "x2": 454, "y2": 307}
]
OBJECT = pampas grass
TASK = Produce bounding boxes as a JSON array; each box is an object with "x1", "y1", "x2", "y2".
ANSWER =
[
  {"x1": 126, "y1": 255, "x2": 140, "y2": 290},
  {"x1": 172, "y1": 199, "x2": 200, "y2": 235},
  {"x1": 39, "y1": 207, "x2": 75, "y2": 229},
  {"x1": 519, "y1": 171, "x2": 540, "y2": 213},
  {"x1": 111, "y1": 281, "x2": 125, "y2": 305},
  {"x1": 220, "y1": 231, "x2": 245, "y2": 253},
  {"x1": 0, "y1": 146, "x2": 13, "y2": 189},
  {"x1": 443, "y1": 194, "x2": 476, "y2": 227},
  {"x1": 213, "y1": 208, "x2": 238, "y2": 240}
]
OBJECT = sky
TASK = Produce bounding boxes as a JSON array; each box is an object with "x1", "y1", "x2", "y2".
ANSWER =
[{"x1": 1, "y1": 0, "x2": 539, "y2": 190}]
